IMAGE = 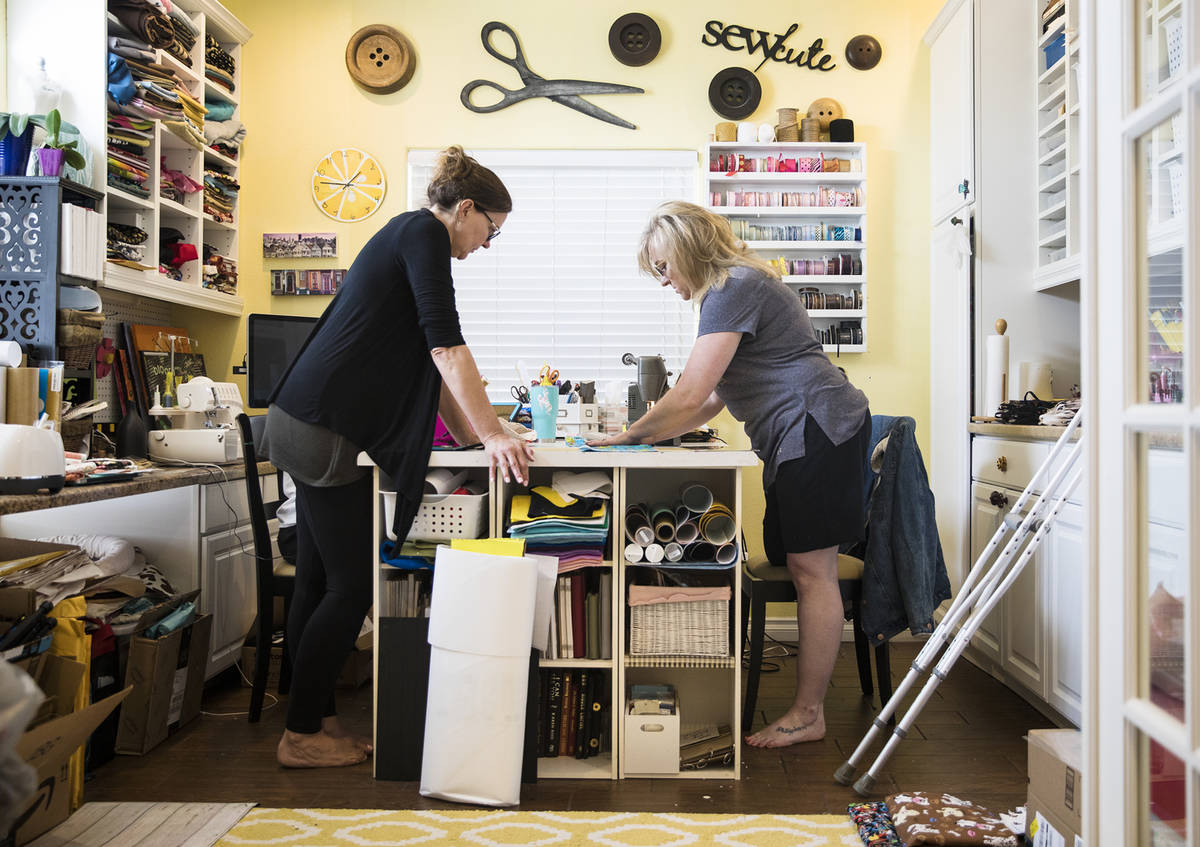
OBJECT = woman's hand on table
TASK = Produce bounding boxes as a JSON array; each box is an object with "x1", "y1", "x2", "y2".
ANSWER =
[{"x1": 482, "y1": 430, "x2": 536, "y2": 484}]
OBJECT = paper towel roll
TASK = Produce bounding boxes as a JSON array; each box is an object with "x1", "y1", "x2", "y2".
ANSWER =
[{"x1": 984, "y1": 334, "x2": 1010, "y2": 416}]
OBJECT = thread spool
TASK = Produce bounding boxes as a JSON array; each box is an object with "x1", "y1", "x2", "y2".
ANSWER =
[
  {"x1": 800, "y1": 118, "x2": 821, "y2": 142},
  {"x1": 775, "y1": 107, "x2": 799, "y2": 142},
  {"x1": 715, "y1": 121, "x2": 737, "y2": 141}
]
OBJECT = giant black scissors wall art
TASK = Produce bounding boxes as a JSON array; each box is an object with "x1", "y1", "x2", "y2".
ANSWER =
[{"x1": 460, "y1": 22, "x2": 644, "y2": 130}]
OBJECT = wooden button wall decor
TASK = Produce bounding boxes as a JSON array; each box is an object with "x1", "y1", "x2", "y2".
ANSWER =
[
  {"x1": 708, "y1": 67, "x2": 761, "y2": 120},
  {"x1": 806, "y1": 97, "x2": 843, "y2": 131},
  {"x1": 609, "y1": 13, "x2": 661, "y2": 66},
  {"x1": 845, "y1": 34, "x2": 882, "y2": 70},
  {"x1": 345, "y1": 24, "x2": 415, "y2": 93}
]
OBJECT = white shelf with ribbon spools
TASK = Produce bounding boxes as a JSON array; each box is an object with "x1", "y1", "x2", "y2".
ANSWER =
[{"x1": 705, "y1": 141, "x2": 868, "y2": 354}]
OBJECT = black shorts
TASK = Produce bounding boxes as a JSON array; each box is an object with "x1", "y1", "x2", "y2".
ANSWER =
[{"x1": 763, "y1": 411, "x2": 871, "y2": 560}]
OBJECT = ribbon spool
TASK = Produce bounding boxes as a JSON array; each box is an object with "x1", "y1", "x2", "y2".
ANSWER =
[
  {"x1": 775, "y1": 108, "x2": 800, "y2": 142},
  {"x1": 715, "y1": 121, "x2": 737, "y2": 142}
]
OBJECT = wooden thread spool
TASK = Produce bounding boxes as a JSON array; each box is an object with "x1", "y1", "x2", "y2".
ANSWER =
[
  {"x1": 775, "y1": 108, "x2": 799, "y2": 142},
  {"x1": 800, "y1": 118, "x2": 821, "y2": 142},
  {"x1": 715, "y1": 121, "x2": 737, "y2": 142}
]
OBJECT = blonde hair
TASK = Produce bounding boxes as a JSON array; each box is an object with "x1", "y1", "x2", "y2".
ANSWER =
[
  {"x1": 426, "y1": 145, "x2": 512, "y2": 213},
  {"x1": 636, "y1": 201, "x2": 780, "y2": 304}
]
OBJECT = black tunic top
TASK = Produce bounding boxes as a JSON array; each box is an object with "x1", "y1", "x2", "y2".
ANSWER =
[{"x1": 270, "y1": 209, "x2": 466, "y2": 533}]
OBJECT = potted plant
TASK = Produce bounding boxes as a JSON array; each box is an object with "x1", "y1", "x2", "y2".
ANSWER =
[
  {"x1": 36, "y1": 109, "x2": 86, "y2": 178},
  {"x1": 0, "y1": 111, "x2": 36, "y2": 176}
]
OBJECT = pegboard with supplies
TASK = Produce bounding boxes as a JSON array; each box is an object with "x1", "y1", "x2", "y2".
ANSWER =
[{"x1": 94, "y1": 291, "x2": 174, "y2": 424}]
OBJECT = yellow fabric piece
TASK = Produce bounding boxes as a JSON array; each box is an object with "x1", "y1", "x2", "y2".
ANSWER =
[
  {"x1": 450, "y1": 538, "x2": 526, "y2": 556},
  {"x1": 508, "y1": 494, "x2": 605, "y2": 523},
  {"x1": 49, "y1": 595, "x2": 90, "y2": 812},
  {"x1": 219, "y1": 809, "x2": 858, "y2": 846},
  {"x1": 530, "y1": 485, "x2": 576, "y2": 508},
  {"x1": 0, "y1": 549, "x2": 70, "y2": 579}
]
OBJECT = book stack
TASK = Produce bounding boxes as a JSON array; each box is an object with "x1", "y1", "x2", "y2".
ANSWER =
[
  {"x1": 382, "y1": 570, "x2": 429, "y2": 618},
  {"x1": 59, "y1": 203, "x2": 105, "y2": 281},
  {"x1": 537, "y1": 668, "x2": 608, "y2": 759},
  {"x1": 544, "y1": 569, "x2": 612, "y2": 660}
]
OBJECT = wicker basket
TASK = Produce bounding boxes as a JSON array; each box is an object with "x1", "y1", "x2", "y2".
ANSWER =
[
  {"x1": 60, "y1": 416, "x2": 94, "y2": 454},
  {"x1": 56, "y1": 309, "x2": 104, "y2": 370},
  {"x1": 629, "y1": 590, "x2": 730, "y2": 657}
]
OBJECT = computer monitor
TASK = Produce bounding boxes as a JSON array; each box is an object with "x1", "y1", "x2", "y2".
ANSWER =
[{"x1": 247, "y1": 313, "x2": 318, "y2": 408}]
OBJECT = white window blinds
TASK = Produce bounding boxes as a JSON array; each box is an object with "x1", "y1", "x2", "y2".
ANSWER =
[{"x1": 407, "y1": 149, "x2": 698, "y2": 402}]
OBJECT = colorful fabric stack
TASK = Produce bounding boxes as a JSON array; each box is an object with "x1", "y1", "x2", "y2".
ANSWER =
[
  {"x1": 106, "y1": 115, "x2": 152, "y2": 197},
  {"x1": 108, "y1": 0, "x2": 173, "y2": 49},
  {"x1": 159, "y1": 156, "x2": 203, "y2": 204},
  {"x1": 508, "y1": 478, "x2": 611, "y2": 572},
  {"x1": 847, "y1": 802, "x2": 902, "y2": 847},
  {"x1": 165, "y1": 4, "x2": 198, "y2": 67},
  {"x1": 203, "y1": 119, "x2": 246, "y2": 161},
  {"x1": 205, "y1": 34, "x2": 236, "y2": 93},
  {"x1": 106, "y1": 222, "x2": 150, "y2": 270},
  {"x1": 203, "y1": 167, "x2": 238, "y2": 222},
  {"x1": 202, "y1": 250, "x2": 237, "y2": 296}
]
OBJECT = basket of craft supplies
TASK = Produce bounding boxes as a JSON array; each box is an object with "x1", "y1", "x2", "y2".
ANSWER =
[
  {"x1": 628, "y1": 584, "x2": 731, "y2": 656},
  {"x1": 56, "y1": 309, "x2": 105, "y2": 369},
  {"x1": 381, "y1": 489, "x2": 489, "y2": 542}
]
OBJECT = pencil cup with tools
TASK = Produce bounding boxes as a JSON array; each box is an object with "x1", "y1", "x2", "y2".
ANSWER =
[{"x1": 530, "y1": 385, "x2": 559, "y2": 442}]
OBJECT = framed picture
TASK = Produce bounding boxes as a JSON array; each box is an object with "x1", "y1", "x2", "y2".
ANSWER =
[
  {"x1": 262, "y1": 232, "x2": 337, "y2": 259},
  {"x1": 140, "y1": 351, "x2": 207, "y2": 407},
  {"x1": 269, "y1": 268, "x2": 348, "y2": 295}
]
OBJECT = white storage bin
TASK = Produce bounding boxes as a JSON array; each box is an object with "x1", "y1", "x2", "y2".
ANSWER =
[
  {"x1": 381, "y1": 490, "x2": 489, "y2": 542},
  {"x1": 623, "y1": 709, "x2": 680, "y2": 775}
]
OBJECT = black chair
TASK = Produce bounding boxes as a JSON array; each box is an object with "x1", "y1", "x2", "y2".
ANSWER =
[
  {"x1": 740, "y1": 553, "x2": 892, "y2": 733},
  {"x1": 237, "y1": 413, "x2": 295, "y2": 723}
]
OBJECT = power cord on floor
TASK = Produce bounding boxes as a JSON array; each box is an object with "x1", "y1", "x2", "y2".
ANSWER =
[
  {"x1": 742, "y1": 634, "x2": 797, "y2": 674},
  {"x1": 200, "y1": 654, "x2": 280, "y2": 718}
]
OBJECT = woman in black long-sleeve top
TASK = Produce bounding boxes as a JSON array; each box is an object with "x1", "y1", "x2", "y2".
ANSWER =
[{"x1": 265, "y1": 146, "x2": 535, "y2": 768}]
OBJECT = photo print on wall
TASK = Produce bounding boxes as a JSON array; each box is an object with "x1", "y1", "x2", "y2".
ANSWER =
[
  {"x1": 263, "y1": 232, "x2": 338, "y2": 259},
  {"x1": 271, "y1": 269, "x2": 346, "y2": 296}
]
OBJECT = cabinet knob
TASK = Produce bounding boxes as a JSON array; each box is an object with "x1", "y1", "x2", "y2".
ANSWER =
[
  {"x1": 995, "y1": 456, "x2": 1008, "y2": 473},
  {"x1": 989, "y1": 490, "x2": 1009, "y2": 508},
  {"x1": 950, "y1": 216, "x2": 963, "y2": 226}
]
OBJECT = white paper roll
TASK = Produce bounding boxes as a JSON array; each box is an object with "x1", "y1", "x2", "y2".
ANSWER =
[
  {"x1": 643, "y1": 543, "x2": 664, "y2": 563},
  {"x1": 0, "y1": 342, "x2": 21, "y2": 368},
  {"x1": 625, "y1": 542, "x2": 644, "y2": 563},
  {"x1": 984, "y1": 334, "x2": 1010, "y2": 416}
]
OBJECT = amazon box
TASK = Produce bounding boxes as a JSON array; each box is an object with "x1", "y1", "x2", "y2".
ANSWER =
[
  {"x1": 115, "y1": 590, "x2": 212, "y2": 755},
  {"x1": 13, "y1": 653, "x2": 130, "y2": 845},
  {"x1": 1026, "y1": 728, "x2": 1083, "y2": 846}
]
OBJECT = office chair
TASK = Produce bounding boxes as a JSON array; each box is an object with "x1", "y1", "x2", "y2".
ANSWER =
[
  {"x1": 740, "y1": 552, "x2": 892, "y2": 733},
  {"x1": 237, "y1": 413, "x2": 295, "y2": 723}
]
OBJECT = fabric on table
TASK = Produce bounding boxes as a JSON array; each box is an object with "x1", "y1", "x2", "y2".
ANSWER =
[
  {"x1": 885, "y1": 792, "x2": 1021, "y2": 846},
  {"x1": 847, "y1": 801, "x2": 902, "y2": 847},
  {"x1": 627, "y1": 585, "x2": 731, "y2": 606}
]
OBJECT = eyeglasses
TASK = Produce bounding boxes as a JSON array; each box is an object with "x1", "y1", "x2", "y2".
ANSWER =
[
  {"x1": 651, "y1": 259, "x2": 668, "y2": 279},
  {"x1": 479, "y1": 207, "x2": 501, "y2": 242}
]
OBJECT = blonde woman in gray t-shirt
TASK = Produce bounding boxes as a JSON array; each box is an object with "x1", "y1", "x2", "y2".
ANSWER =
[{"x1": 591, "y1": 201, "x2": 870, "y2": 748}]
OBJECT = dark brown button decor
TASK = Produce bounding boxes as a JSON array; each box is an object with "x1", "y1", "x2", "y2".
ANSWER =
[
  {"x1": 345, "y1": 24, "x2": 416, "y2": 93},
  {"x1": 845, "y1": 34, "x2": 882, "y2": 70},
  {"x1": 708, "y1": 67, "x2": 761, "y2": 120},
  {"x1": 609, "y1": 13, "x2": 662, "y2": 66}
]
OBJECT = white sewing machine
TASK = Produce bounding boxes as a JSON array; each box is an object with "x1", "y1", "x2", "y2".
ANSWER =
[{"x1": 147, "y1": 376, "x2": 244, "y2": 464}]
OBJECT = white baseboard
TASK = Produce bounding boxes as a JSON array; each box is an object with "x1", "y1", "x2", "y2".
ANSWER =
[{"x1": 763, "y1": 618, "x2": 924, "y2": 644}]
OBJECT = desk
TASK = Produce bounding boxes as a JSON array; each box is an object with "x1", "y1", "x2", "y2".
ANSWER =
[
  {"x1": 0, "y1": 461, "x2": 277, "y2": 678},
  {"x1": 363, "y1": 444, "x2": 758, "y2": 781}
]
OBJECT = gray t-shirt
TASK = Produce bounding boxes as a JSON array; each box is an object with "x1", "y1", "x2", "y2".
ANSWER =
[{"x1": 697, "y1": 266, "x2": 869, "y2": 485}]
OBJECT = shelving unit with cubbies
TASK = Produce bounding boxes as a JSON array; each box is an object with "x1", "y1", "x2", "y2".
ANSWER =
[{"x1": 705, "y1": 142, "x2": 867, "y2": 354}]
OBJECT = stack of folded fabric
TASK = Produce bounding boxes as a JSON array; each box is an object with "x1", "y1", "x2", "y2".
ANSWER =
[
  {"x1": 202, "y1": 249, "x2": 237, "y2": 295},
  {"x1": 203, "y1": 118, "x2": 246, "y2": 161},
  {"x1": 508, "y1": 472, "x2": 612, "y2": 572},
  {"x1": 108, "y1": 0, "x2": 174, "y2": 50},
  {"x1": 203, "y1": 166, "x2": 238, "y2": 222},
  {"x1": 159, "y1": 156, "x2": 203, "y2": 204},
  {"x1": 165, "y1": 4, "x2": 198, "y2": 67},
  {"x1": 205, "y1": 33, "x2": 236, "y2": 94},
  {"x1": 106, "y1": 115, "x2": 152, "y2": 197},
  {"x1": 159, "y1": 227, "x2": 198, "y2": 282},
  {"x1": 107, "y1": 222, "x2": 151, "y2": 270}
]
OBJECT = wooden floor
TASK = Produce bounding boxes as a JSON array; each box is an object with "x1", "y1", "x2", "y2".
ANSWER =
[{"x1": 83, "y1": 642, "x2": 1054, "y2": 815}]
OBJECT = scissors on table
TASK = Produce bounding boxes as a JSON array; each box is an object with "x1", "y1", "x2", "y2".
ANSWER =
[
  {"x1": 511, "y1": 384, "x2": 531, "y2": 404},
  {"x1": 460, "y1": 22, "x2": 644, "y2": 130},
  {"x1": 538, "y1": 365, "x2": 560, "y2": 386}
]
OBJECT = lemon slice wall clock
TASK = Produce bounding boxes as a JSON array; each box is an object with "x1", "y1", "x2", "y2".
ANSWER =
[{"x1": 311, "y1": 148, "x2": 386, "y2": 222}]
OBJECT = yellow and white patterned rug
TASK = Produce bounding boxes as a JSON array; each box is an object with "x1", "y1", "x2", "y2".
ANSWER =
[{"x1": 217, "y1": 809, "x2": 861, "y2": 846}]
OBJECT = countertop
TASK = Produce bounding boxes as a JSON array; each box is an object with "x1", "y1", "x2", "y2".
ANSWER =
[
  {"x1": 0, "y1": 460, "x2": 275, "y2": 517},
  {"x1": 360, "y1": 445, "x2": 760, "y2": 470},
  {"x1": 968, "y1": 422, "x2": 1080, "y2": 441}
]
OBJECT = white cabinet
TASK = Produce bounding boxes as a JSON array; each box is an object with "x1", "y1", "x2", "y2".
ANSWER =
[
  {"x1": 200, "y1": 526, "x2": 258, "y2": 678},
  {"x1": 1044, "y1": 500, "x2": 1083, "y2": 723},
  {"x1": 968, "y1": 482, "x2": 1006, "y2": 664},
  {"x1": 704, "y1": 142, "x2": 867, "y2": 353},
  {"x1": 927, "y1": 0, "x2": 975, "y2": 223}
]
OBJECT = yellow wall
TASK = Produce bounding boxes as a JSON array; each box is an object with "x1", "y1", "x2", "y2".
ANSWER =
[{"x1": 208, "y1": 0, "x2": 943, "y2": 558}]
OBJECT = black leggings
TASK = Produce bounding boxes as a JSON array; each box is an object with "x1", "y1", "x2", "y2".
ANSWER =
[{"x1": 285, "y1": 474, "x2": 373, "y2": 734}]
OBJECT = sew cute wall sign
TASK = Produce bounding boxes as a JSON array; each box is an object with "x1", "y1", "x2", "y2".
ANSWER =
[{"x1": 701, "y1": 21, "x2": 839, "y2": 73}]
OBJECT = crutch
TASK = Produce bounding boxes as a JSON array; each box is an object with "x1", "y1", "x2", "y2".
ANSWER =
[{"x1": 834, "y1": 414, "x2": 1084, "y2": 795}]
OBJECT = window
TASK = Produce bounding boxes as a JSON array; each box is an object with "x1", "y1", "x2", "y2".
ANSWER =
[{"x1": 408, "y1": 149, "x2": 698, "y2": 402}]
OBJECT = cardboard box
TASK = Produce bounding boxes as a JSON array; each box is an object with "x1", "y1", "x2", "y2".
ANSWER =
[
  {"x1": 240, "y1": 643, "x2": 373, "y2": 690},
  {"x1": 13, "y1": 653, "x2": 130, "y2": 845},
  {"x1": 115, "y1": 590, "x2": 212, "y2": 755},
  {"x1": 622, "y1": 708, "x2": 680, "y2": 775},
  {"x1": 1027, "y1": 728, "x2": 1083, "y2": 846}
]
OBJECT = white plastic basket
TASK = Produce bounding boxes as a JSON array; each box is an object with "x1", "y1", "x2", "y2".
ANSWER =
[{"x1": 381, "y1": 490, "x2": 489, "y2": 542}]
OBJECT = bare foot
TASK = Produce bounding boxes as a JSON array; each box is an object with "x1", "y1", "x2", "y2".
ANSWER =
[
  {"x1": 322, "y1": 716, "x2": 374, "y2": 754},
  {"x1": 744, "y1": 704, "x2": 826, "y2": 748},
  {"x1": 277, "y1": 729, "x2": 368, "y2": 768}
]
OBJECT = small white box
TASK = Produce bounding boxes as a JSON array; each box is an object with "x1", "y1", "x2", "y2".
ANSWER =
[
  {"x1": 623, "y1": 708, "x2": 680, "y2": 775},
  {"x1": 557, "y1": 403, "x2": 598, "y2": 425}
]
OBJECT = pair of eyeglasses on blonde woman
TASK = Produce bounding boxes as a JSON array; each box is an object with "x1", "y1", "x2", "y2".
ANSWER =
[
  {"x1": 651, "y1": 259, "x2": 668, "y2": 279},
  {"x1": 479, "y1": 207, "x2": 501, "y2": 242}
]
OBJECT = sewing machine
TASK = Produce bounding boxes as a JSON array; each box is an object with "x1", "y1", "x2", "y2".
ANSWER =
[{"x1": 147, "y1": 376, "x2": 244, "y2": 464}]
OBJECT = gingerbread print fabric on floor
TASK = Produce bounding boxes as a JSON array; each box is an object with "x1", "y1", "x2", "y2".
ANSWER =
[{"x1": 885, "y1": 792, "x2": 1021, "y2": 846}]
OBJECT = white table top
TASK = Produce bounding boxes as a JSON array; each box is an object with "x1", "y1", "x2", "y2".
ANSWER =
[{"x1": 359, "y1": 444, "x2": 759, "y2": 469}]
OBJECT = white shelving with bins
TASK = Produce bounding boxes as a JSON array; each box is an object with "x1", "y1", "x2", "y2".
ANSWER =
[{"x1": 705, "y1": 142, "x2": 867, "y2": 354}]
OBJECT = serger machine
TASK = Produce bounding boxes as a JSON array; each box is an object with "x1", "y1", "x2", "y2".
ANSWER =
[{"x1": 147, "y1": 376, "x2": 244, "y2": 464}]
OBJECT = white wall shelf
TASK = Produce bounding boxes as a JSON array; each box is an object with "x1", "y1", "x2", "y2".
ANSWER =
[
  {"x1": 705, "y1": 141, "x2": 868, "y2": 353},
  {"x1": 1034, "y1": 0, "x2": 1081, "y2": 280}
]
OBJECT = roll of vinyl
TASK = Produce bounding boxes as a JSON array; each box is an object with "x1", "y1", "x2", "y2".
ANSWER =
[
  {"x1": 736, "y1": 121, "x2": 756, "y2": 142},
  {"x1": 664, "y1": 542, "x2": 684, "y2": 562},
  {"x1": 685, "y1": 541, "x2": 714, "y2": 563},
  {"x1": 651, "y1": 505, "x2": 676, "y2": 542},
  {"x1": 680, "y1": 483, "x2": 713, "y2": 514},
  {"x1": 675, "y1": 521, "x2": 699, "y2": 544},
  {"x1": 625, "y1": 543, "x2": 644, "y2": 563},
  {"x1": 625, "y1": 505, "x2": 655, "y2": 545},
  {"x1": 0, "y1": 341, "x2": 21, "y2": 368},
  {"x1": 715, "y1": 543, "x2": 738, "y2": 565},
  {"x1": 984, "y1": 334, "x2": 1010, "y2": 416},
  {"x1": 643, "y1": 543, "x2": 665, "y2": 564},
  {"x1": 699, "y1": 503, "x2": 736, "y2": 545}
]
